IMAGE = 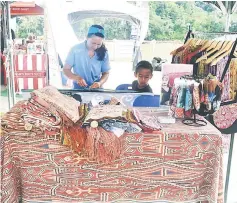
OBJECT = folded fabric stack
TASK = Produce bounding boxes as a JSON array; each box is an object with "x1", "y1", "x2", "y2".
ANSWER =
[
  {"x1": 63, "y1": 104, "x2": 161, "y2": 163},
  {"x1": 1, "y1": 86, "x2": 162, "y2": 164}
]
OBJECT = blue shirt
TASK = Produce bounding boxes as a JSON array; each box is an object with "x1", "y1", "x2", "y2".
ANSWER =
[{"x1": 65, "y1": 41, "x2": 111, "y2": 89}]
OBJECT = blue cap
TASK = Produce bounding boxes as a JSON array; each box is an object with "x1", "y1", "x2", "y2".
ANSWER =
[{"x1": 88, "y1": 26, "x2": 105, "y2": 37}]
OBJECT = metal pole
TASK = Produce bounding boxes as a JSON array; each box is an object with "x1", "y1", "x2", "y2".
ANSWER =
[
  {"x1": 2, "y1": 2, "x2": 12, "y2": 110},
  {"x1": 225, "y1": 12, "x2": 231, "y2": 32},
  {"x1": 224, "y1": 133, "x2": 235, "y2": 203},
  {"x1": 6, "y1": 2, "x2": 16, "y2": 106}
]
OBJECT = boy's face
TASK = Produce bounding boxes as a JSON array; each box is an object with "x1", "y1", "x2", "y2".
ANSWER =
[{"x1": 134, "y1": 68, "x2": 153, "y2": 88}]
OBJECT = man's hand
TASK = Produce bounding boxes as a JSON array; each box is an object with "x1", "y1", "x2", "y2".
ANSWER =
[
  {"x1": 90, "y1": 82, "x2": 101, "y2": 89},
  {"x1": 75, "y1": 76, "x2": 87, "y2": 87},
  {"x1": 63, "y1": 67, "x2": 87, "y2": 87}
]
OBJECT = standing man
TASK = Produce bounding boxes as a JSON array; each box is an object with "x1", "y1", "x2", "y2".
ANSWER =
[{"x1": 63, "y1": 25, "x2": 110, "y2": 89}]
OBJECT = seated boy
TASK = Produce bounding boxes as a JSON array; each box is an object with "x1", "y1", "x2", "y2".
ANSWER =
[{"x1": 132, "y1": 60, "x2": 153, "y2": 93}]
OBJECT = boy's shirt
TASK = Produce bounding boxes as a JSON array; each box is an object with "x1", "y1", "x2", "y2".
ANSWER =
[{"x1": 132, "y1": 80, "x2": 153, "y2": 93}]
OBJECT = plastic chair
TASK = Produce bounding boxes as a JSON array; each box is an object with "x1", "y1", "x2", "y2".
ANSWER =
[
  {"x1": 133, "y1": 95, "x2": 160, "y2": 107},
  {"x1": 116, "y1": 84, "x2": 133, "y2": 91}
]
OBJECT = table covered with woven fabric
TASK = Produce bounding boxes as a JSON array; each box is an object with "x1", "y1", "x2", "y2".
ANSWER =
[{"x1": 0, "y1": 103, "x2": 223, "y2": 203}]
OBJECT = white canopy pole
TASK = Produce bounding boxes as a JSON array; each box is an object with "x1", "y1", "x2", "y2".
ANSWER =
[
  {"x1": 45, "y1": 0, "x2": 78, "y2": 64},
  {"x1": 3, "y1": 2, "x2": 16, "y2": 109}
]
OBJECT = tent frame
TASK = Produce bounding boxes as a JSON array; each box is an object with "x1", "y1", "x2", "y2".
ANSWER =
[
  {"x1": 205, "y1": 1, "x2": 237, "y2": 31},
  {"x1": 1, "y1": 1, "x2": 16, "y2": 109}
]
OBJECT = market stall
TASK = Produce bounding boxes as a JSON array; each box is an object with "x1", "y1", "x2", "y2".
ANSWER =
[
  {"x1": 1, "y1": 2, "x2": 236, "y2": 203},
  {"x1": 0, "y1": 87, "x2": 223, "y2": 203},
  {"x1": 1, "y1": 1, "x2": 48, "y2": 94},
  {"x1": 1, "y1": 30, "x2": 229, "y2": 203}
]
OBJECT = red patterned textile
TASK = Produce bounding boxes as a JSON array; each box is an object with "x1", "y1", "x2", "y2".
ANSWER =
[
  {"x1": 32, "y1": 86, "x2": 81, "y2": 123},
  {"x1": 85, "y1": 127, "x2": 122, "y2": 164},
  {"x1": 0, "y1": 104, "x2": 223, "y2": 203},
  {"x1": 213, "y1": 103, "x2": 237, "y2": 129}
]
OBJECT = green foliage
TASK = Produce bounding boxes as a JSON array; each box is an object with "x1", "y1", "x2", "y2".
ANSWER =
[
  {"x1": 146, "y1": 1, "x2": 227, "y2": 40},
  {"x1": 14, "y1": 2, "x2": 237, "y2": 41},
  {"x1": 230, "y1": 13, "x2": 237, "y2": 32},
  {"x1": 16, "y1": 16, "x2": 44, "y2": 38},
  {"x1": 72, "y1": 18, "x2": 132, "y2": 40},
  {"x1": 195, "y1": 1, "x2": 216, "y2": 12}
]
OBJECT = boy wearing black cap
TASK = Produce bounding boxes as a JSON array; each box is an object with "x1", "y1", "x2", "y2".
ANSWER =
[{"x1": 132, "y1": 60, "x2": 153, "y2": 93}]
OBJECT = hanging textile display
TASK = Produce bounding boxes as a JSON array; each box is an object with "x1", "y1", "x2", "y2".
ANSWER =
[
  {"x1": 169, "y1": 74, "x2": 223, "y2": 126},
  {"x1": 170, "y1": 36, "x2": 237, "y2": 130},
  {"x1": 171, "y1": 38, "x2": 237, "y2": 102},
  {"x1": 160, "y1": 64, "x2": 193, "y2": 105},
  {"x1": 229, "y1": 58, "x2": 237, "y2": 100}
]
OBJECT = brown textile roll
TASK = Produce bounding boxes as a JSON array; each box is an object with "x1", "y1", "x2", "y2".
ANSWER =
[
  {"x1": 85, "y1": 127, "x2": 122, "y2": 164},
  {"x1": 61, "y1": 124, "x2": 87, "y2": 156}
]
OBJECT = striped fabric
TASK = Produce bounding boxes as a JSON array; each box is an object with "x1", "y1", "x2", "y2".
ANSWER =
[{"x1": 13, "y1": 54, "x2": 48, "y2": 92}]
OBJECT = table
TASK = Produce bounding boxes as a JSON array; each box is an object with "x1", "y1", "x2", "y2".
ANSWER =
[
  {"x1": 0, "y1": 107, "x2": 223, "y2": 203},
  {"x1": 22, "y1": 89, "x2": 160, "y2": 107}
]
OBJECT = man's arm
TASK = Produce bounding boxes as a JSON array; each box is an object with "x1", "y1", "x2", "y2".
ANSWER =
[
  {"x1": 90, "y1": 51, "x2": 110, "y2": 89},
  {"x1": 90, "y1": 71, "x2": 109, "y2": 89},
  {"x1": 94, "y1": 52, "x2": 110, "y2": 87},
  {"x1": 99, "y1": 71, "x2": 109, "y2": 86},
  {"x1": 63, "y1": 64, "x2": 78, "y2": 81},
  {"x1": 63, "y1": 64, "x2": 87, "y2": 87},
  {"x1": 63, "y1": 47, "x2": 86, "y2": 84}
]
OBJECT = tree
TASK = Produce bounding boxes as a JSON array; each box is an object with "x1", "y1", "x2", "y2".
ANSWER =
[
  {"x1": 195, "y1": 1, "x2": 216, "y2": 12},
  {"x1": 14, "y1": 2, "x2": 236, "y2": 41},
  {"x1": 230, "y1": 13, "x2": 237, "y2": 32},
  {"x1": 16, "y1": 16, "x2": 44, "y2": 38},
  {"x1": 72, "y1": 18, "x2": 132, "y2": 40},
  {"x1": 146, "y1": 1, "x2": 226, "y2": 41}
]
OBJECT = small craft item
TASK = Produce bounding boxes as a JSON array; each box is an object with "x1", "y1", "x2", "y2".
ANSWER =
[
  {"x1": 100, "y1": 120, "x2": 142, "y2": 134},
  {"x1": 24, "y1": 122, "x2": 33, "y2": 131},
  {"x1": 90, "y1": 121, "x2": 99, "y2": 128}
]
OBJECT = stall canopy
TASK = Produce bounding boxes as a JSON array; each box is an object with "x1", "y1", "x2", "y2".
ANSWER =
[
  {"x1": 44, "y1": 0, "x2": 149, "y2": 63},
  {"x1": 0, "y1": 1, "x2": 44, "y2": 16},
  {"x1": 207, "y1": 1, "x2": 237, "y2": 13},
  {"x1": 10, "y1": 3, "x2": 44, "y2": 16},
  {"x1": 0, "y1": 2, "x2": 44, "y2": 17},
  {"x1": 3, "y1": 0, "x2": 149, "y2": 64},
  {"x1": 65, "y1": 1, "x2": 149, "y2": 43}
]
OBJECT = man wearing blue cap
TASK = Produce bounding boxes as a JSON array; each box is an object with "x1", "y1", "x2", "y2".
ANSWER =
[{"x1": 63, "y1": 25, "x2": 110, "y2": 89}]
